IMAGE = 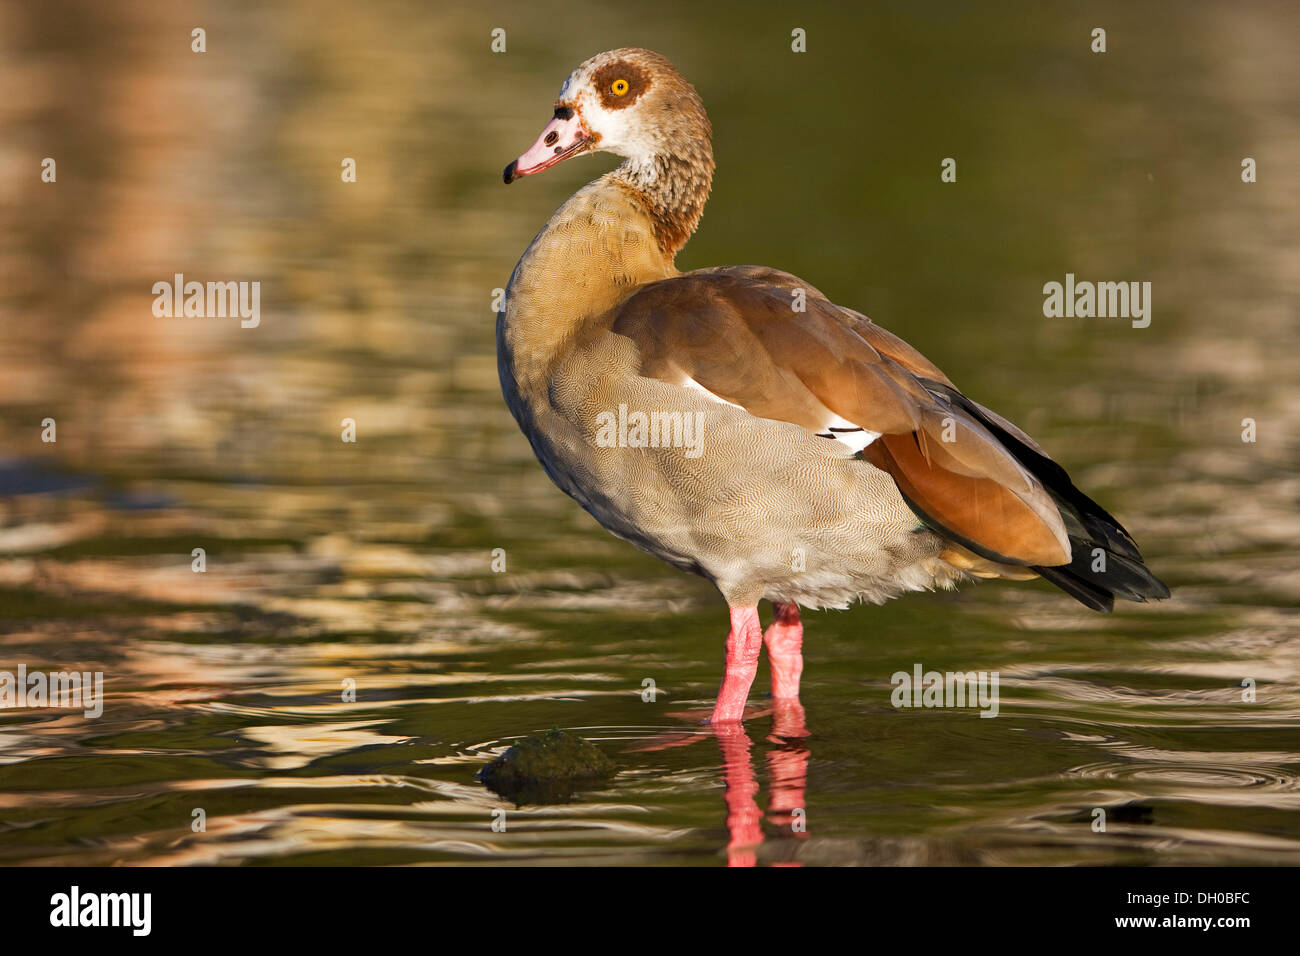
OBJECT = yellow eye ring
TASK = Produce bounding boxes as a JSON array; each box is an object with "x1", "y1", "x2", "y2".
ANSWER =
[{"x1": 611, "y1": 78, "x2": 629, "y2": 96}]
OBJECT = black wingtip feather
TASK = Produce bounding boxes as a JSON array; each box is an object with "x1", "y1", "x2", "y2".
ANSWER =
[
  {"x1": 1032, "y1": 535, "x2": 1170, "y2": 613},
  {"x1": 923, "y1": 382, "x2": 1171, "y2": 613},
  {"x1": 1031, "y1": 562, "x2": 1115, "y2": 613}
]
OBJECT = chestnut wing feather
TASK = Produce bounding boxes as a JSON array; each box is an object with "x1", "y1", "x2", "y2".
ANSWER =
[{"x1": 609, "y1": 265, "x2": 1071, "y2": 566}]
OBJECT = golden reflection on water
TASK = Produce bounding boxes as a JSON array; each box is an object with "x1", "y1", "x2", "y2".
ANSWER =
[{"x1": 1, "y1": 0, "x2": 1298, "y2": 865}]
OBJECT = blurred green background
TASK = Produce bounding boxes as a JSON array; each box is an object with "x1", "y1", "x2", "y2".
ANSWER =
[{"x1": 0, "y1": 0, "x2": 1296, "y2": 865}]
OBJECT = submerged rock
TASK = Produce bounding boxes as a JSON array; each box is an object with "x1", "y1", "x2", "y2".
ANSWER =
[{"x1": 479, "y1": 729, "x2": 616, "y2": 804}]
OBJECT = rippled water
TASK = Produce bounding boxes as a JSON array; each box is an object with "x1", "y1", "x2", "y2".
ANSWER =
[{"x1": 1, "y1": 0, "x2": 1298, "y2": 865}]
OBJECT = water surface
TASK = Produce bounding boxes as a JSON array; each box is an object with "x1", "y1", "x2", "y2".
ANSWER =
[{"x1": 1, "y1": 0, "x2": 1297, "y2": 865}]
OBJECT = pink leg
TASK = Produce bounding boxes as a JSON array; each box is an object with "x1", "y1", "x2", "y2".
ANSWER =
[
  {"x1": 764, "y1": 602, "x2": 804, "y2": 700},
  {"x1": 711, "y1": 606, "x2": 763, "y2": 725},
  {"x1": 765, "y1": 603, "x2": 808, "y2": 739}
]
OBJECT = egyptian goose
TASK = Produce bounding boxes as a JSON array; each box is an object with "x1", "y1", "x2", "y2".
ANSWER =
[{"x1": 499, "y1": 48, "x2": 1169, "y2": 727}]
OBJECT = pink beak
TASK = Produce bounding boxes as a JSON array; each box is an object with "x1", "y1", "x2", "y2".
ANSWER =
[{"x1": 504, "y1": 111, "x2": 592, "y2": 184}]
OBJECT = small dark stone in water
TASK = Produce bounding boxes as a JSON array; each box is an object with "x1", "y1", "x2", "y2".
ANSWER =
[{"x1": 479, "y1": 729, "x2": 616, "y2": 805}]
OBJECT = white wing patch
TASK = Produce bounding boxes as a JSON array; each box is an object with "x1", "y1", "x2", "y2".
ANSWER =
[
  {"x1": 813, "y1": 414, "x2": 880, "y2": 453},
  {"x1": 680, "y1": 376, "x2": 746, "y2": 409},
  {"x1": 680, "y1": 377, "x2": 879, "y2": 451}
]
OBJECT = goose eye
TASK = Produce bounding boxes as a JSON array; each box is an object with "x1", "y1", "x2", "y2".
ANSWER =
[{"x1": 610, "y1": 78, "x2": 629, "y2": 96}]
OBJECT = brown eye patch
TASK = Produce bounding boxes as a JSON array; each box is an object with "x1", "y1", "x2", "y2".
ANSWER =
[{"x1": 592, "y1": 59, "x2": 650, "y2": 109}]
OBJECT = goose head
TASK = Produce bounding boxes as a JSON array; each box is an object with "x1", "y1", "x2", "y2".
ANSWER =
[{"x1": 504, "y1": 48, "x2": 715, "y2": 254}]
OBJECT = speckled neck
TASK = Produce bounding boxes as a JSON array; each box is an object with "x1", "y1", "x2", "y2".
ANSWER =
[{"x1": 612, "y1": 135, "x2": 714, "y2": 259}]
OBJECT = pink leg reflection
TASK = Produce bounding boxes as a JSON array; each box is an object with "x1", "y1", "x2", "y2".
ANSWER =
[
  {"x1": 765, "y1": 738, "x2": 810, "y2": 854},
  {"x1": 715, "y1": 722, "x2": 763, "y2": 867},
  {"x1": 715, "y1": 705, "x2": 811, "y2": 867}
]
